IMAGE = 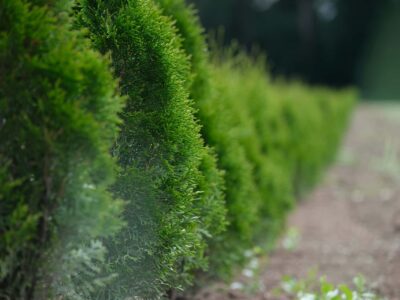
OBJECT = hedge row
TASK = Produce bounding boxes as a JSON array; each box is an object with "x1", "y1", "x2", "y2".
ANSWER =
[
  {"x1": 0, "y1": 0, "x2": 356, "y2": 299},
  {"x1": 155, "y1": 0, "x2": 355, "y2": 278}
]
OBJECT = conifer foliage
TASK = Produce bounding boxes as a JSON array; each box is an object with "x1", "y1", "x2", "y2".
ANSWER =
[
  {"x1": 0, "y1": 0, "x2": 356, "y2": 298},
  {"x1": 156, "y1": 0, "x2": 355, "y2": 280},
  {"x1": 76, "y1": 0, "x2": 224, "y2": 297},
  {"x1": 155, "y1": 0, "x2": 261, "y2": 274},
  {"x1": 0, "y1": 0, "x2": 124, "y2": 298}
]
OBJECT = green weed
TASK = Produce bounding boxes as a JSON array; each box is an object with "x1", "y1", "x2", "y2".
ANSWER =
[{"x1": 278, "y1": 274, "x2": 385, "y2": 300}]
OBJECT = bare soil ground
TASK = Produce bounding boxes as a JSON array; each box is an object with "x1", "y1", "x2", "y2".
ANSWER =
[{"x1": 193, "y1": 103, "x2": 400, "y2": 300}]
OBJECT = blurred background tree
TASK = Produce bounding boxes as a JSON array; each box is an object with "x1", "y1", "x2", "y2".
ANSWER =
[{"x1": 188, "y1": 0, "x2": 400, "y2": 99}]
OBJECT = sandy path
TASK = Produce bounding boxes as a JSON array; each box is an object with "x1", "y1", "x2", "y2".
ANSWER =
[{"x1": 193, "y1": 103, "x2": 400, "y2": 300}]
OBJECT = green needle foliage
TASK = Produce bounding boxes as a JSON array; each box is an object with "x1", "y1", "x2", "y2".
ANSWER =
[
  {"x1": 152, "y1": 3, "x2": 227, "y2": 258},
  {"x1": 76, "y1": 0, "x2": 224, "y2": 297},
  {"x1": 155, "y1": 0, "x2": 356, "y2": 282},
  {"x1": 210, "y1": 46, "x2": 356, "y2": 243},
  {"x1": 0, "y1": 0, "x2": 356, "y2": 297},
  {"x1": 207, "y1": 51, "x2": 286, "y2": 274},
  {"x1": 155, "y1": 0, "x2": 261, "y2": 275},
  {"x1": 0, "y1": 0, "x2": 125, "y2": 299},
  {"x1": 154, "y1": 0, "x2": 212, "y2": 104}
]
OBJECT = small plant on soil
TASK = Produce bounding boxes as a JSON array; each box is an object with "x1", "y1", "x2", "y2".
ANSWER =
[
  {"x1": 277, "y1": 274, "x2": 385, "y2": 300},
  {"x1": 282, "y1": 227, "x2": 301, "y2": 251},
  {"x1": 229, "y1": 247, "x2": 266, "y2": 294},
  {"x1": 372, "y1": 139, "x2": 400, "y2": 179}
]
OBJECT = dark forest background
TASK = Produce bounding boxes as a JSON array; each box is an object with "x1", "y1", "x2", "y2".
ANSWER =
[{"x1": 188, "y1": 0, "x2": 400, "y2": 99}]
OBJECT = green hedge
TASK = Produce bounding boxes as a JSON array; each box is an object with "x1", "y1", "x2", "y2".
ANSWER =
[
  {"x1": 0, "y1": 0, "x2": 124, "y2": 298},
  {"x1": 1, "y1": 0, "x2": 356, "y2": 298},
  {"x1": 207, "y1": 48, "x2": 355, "y2": 277},
  {"x1": 154, "y1": 0, "x2": 258, "y2": 276},
  {"x1": 156, "y1": 0, "x2": 356, "y2": 282},
  {"x1": 77, "y1": 0, "x2": 226, "y2": 298}
]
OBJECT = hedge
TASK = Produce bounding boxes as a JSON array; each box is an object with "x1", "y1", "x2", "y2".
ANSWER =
[
  {"x1": 207, "y1": 47, "x2": 355, "y2": 277},
  {"x1": 1, "y1": 0, "x2": 356, "y2": 298},
  {"x1": 0, "y1": 0, "x2": 124, "y2": 299},
  {"x1": 76, "y1": 0, "x2": 227, "y2": 298},
  {"x1": 156, "y1": 0, "x2": 356, "y2": 282},
  {"x1": 154, "y1": 0, "x2": 258, "y2": 276}
]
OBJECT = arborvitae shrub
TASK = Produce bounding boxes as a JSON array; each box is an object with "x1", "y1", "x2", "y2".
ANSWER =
[
  {"x1": 208, "y1": 50, "x2": 292, "y2": 262},
  {"x1": 0, "y1": 0, "x2": 124, "y2": 298},
  {"x1": 154, "y1": 1, "x2": 328, "y2": 280},
  {"x1": 206, "y1": 50, "x2": 356, "y2": 288},
  {"x1": 0, "y1": 0, "x2": 357, "y2": 298},
  {"x1": 154, "y1": 0, "x2": 211, "y2": 104},
  {"x1": 154, "y1": 0, "x2": 229, "y2": 281},
  {"x1": 155, "y1": 0, "x2": 262, "y2": 277},
  {"x1": 77, "y1": 0, "x2": 221, "y2": 297},
  {"x1": 265, "y1": 81, "x2": 356, "y2": 196},
  {"x1": 155, "y1": 0, "x2": 355, "y2": 282}
]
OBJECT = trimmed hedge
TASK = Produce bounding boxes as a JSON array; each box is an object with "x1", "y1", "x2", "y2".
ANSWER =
[
  {"x1": 76, "y1": 0, "x2": 226, "y2": 298},
  {"x1": 155, "y1": 0, "x2": 259, "y2": 275},
  {"x1": 1, "y1": 0, "x2": 356, "y2": 298},
  {"x1": 156, "y1": 0, "x2": 356, "y2": 282},
  {"x1": 0, "y1": 0, "x2": 124, "y2": 298},
  {"x1": 205, "y1": 47, "x2": 355, "y2": 277}
]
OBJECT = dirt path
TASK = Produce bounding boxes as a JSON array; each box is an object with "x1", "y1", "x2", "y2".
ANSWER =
[{"x1": 194, "y1": 103, "x2": 400, "y2": 300}]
